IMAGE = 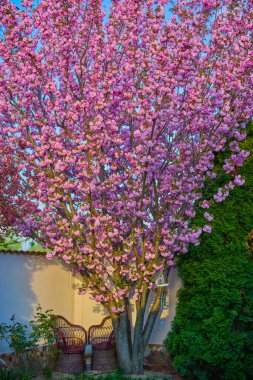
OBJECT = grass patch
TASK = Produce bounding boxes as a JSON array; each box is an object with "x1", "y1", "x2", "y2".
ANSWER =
[{"x1": 76, "y1": 371, "x2": 172, "y2": 380}]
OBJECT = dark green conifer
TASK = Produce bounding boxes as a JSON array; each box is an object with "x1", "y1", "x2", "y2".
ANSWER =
[{"x1": 165, "y1": 124, "x2": 253, "y2": 380}]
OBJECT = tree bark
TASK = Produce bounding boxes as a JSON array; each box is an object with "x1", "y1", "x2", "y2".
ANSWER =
[
  {"x1": 112, "y1": 313, "x2": 133, "y2": 374},
  {"x1": 111, "y1": 288, "x2": 163, "y2": 374},
  {"x1": 132, "y1": 307, "x2": 145, "y2": 374}
]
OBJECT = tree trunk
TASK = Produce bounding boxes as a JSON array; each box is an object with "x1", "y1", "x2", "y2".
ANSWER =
[
  {"x1": 111, "y1": 288, "x2": 163, "y2": 374},
  {"x1": 112, "y1": 313, "x2": 133, "y2": 374},
  {"x1": 132, "y1": 307, "x2": 145, "y2": 374}
]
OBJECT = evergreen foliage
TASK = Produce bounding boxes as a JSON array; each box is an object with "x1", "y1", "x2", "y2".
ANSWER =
[{"x1": 165, "y1": 124, "x2": 253, "y2": 380}]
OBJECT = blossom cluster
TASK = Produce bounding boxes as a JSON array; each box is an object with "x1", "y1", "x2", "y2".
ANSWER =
[{"x1": 0, "y1": 0, "x2": 252, "y2": 312}]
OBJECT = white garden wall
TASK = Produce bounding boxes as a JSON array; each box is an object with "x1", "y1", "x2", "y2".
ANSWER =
[
  {"x1": 0, "y1": 251, "x2": 105, "y2": 353},
  {"x1": 0, "y1": 251, "x2": 182, "y2": 353}
]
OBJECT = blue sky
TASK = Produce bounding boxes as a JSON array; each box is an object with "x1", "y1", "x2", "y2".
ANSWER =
[
  {"x1": 9, "y1": 0, "x2": 171, "y2": 28},
  {"x1": 11, "y1": 0, "x2": 111, "y2": 10},
  {"x1": 10, "y1": 0, "x2": 170, "y2": 18}
]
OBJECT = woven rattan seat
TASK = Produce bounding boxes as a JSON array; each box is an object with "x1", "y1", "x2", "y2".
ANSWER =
[
  {"x1": 53, "y1": 316, "x2": 87, "y2": 374},
  {"x1": 88, "y1": 316, "x2": 117, "y2": 371}
]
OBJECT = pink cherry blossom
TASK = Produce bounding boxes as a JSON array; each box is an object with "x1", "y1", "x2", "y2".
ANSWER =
[
  {"x1": 203, "y1": 225, "x2": 212, "y2": 234},
  {"x1": 0, "y1": 0, "x2": 252, "y2": 371},
  {"x1": 204, "y1": 213, "x2": 214, "y2": 222},
  {"x1": 234, "y1": 175, "x2": 246, "y2": 186}
]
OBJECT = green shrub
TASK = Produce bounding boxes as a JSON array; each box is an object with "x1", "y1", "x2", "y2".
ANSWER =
[
  {"x1": 30, "y1": 304, "x2": 58, "y2": 373},
  {"x1": 0, "y1": 305, "x2": 57, "y2": 378},
  {"x1": 0, "y1": 368, "x2": 20, "y2": 380},
  {"x1": 0, "y1": 315, "x2": 30, "y2": 354},
  {"x1": 165, "y1": 124, "x2": 253, "y2": 380}
]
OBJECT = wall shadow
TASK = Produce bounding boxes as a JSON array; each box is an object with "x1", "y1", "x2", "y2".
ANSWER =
[
  {"x1": 92, "y1": 303, "x2": 108, "y2": 316},
  {"x1": 0, "y1": 252, "x2": 72, "y2": 353}
]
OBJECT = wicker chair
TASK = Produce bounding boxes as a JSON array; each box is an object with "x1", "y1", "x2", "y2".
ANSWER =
[
  {"x1": 88, "y1": 316, "x2": 117, "y2": 371},
  {"x1": 53, "y1": 315, "x2": 87, "y2": 374}
]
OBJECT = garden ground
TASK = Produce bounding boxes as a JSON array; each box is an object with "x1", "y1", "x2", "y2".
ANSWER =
[{"x1": 34, "y1": 371, "x2": 179, "y2": 380}]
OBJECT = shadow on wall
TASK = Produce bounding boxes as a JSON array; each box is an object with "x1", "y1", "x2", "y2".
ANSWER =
[
  {"x1": 149, "y1": 267, "x2": 182, "y2": 345},
  {"x1": 92, "y1": 303, "x2": 108, "y2": 316},
  {"x1": 71, "y1": 276, "x2": 108, "y2": 316},
  {"x1": 0, "y1": 252, "x2": 71, "y2": 353},
  {"x1": 72, "y1": 272, "x2": 109, "y2": 328}
]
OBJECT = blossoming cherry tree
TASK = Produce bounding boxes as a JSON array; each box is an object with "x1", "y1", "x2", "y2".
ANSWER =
[{"x1": 0, "y1": 0, "x2": 252, "y2": 373}]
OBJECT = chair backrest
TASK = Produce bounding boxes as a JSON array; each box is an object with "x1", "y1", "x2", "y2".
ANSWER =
[
  {"x1": 88, "y1": 316, "x2": 114, "y2": 346},
  {"x1": 55, "y1": 315, "x2": 73, "y2": 331},
  {"x1": 53, "y1": 315, "x2": 87, "y2": 352}
]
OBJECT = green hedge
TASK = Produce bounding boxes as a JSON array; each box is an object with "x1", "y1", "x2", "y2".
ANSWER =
[{"x1": 165, "y1": 125, "x2": 253, "y2": 380}]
